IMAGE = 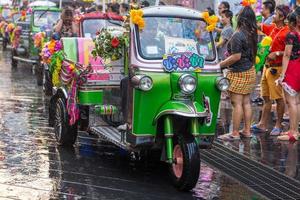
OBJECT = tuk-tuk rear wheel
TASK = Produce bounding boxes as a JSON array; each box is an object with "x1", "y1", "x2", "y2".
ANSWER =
[
  {"x1": 170, "y1": 136, "x2": 200, "y2": 191},
  {"x1": 54, "y1": 98, "x2": 78, "y2": 146}
]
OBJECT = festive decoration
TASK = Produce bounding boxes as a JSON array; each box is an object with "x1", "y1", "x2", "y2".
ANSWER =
[
  {"x1": 20, "y1": 10, "x2": 26, "y2": 21},
  {"x1": 201, "y1": 12, "x2": 218, "y2": 32},
  {"x1": 130, "y1": 9, "x2": 145, "y2": 30},
  {"x1": 92, "y1": 28, "x2": 128, "y2": 62},
  {"x1": 255, "y1": 36, "x2": 272, "y2": 72},
  {"x1": 241, "y1": 0, "x2": 257, "y2": 7},
  {"x1": 11, "y1": 26, "x2": 22, "y2": 49},
  {"x1": 33, "y1": 32, "x2": 46, "y2": 49},
  {"x1": 162, "y1": 52, "x2": 205, "y2": 72},
  {"x1": 60, "y1": 61, "x2": 90, "y2": 125},
  {"x1": 41, "y1": 39, "x2": 63, "y2": 64}
]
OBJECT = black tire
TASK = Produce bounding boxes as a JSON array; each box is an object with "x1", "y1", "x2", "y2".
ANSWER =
[
  {"x1": 79, "y1": 105, "x2": 89, "y2": 131},
  {"x1": 3, "y1": 38, "x2": 7, "y2": 50},
  {"x1": 169, "y1": 135, "x2": 200, "y2": 191},
  {"x1": 54, "y1": 97, "x2": 78, "y2": 146},
  {"x1": 36, "y1": 64, "x2": 43, "y2": 86},
  {"x1": 43, "y1": 69, "x2": 53, "y2": 96},
  {"x1": 11, "y1": 49, "x2": 18, "y2": 68}
]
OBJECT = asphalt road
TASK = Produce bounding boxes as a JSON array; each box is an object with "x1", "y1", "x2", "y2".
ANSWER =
[{"x1": 0, "y1": 49, "x2": 261, "y2": 200}]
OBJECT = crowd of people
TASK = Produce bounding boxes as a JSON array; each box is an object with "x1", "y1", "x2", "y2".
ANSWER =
[{"x1": 217, "y1": 1, "x2": 300, "y2": 142}]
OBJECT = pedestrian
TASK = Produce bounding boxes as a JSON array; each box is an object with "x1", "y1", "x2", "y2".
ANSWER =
[
  {"x1": 251, "y1": 5, "x2": 291, "y2": 136},
  {"x1": 217, "y1": 9, "x2": 234, "y2": 61},
  {"x1": 277, "y1": 9, "x2": 300, "y2": 141},
  {"x1": 218, "y1": 5, "x2": 257, "y2": 140},
  {"x1": 120, "y1": 3, "x2": 129, "y2": 16},
  {"x1": 261, "y1": 0, "x2": 275, "y2": 25},
  {"x1": 53, "y1": 7, "x2": 79, "y2": 37}
]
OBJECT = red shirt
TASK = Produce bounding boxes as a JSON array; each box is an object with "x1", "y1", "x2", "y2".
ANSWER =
[{"x1": 261, "y1": 23, "x2": 290, "y2": 65}]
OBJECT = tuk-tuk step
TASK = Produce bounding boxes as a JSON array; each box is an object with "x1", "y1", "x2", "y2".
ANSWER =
[{"x1": 90, "y1": 126, "x2": 128, "y2": 150}]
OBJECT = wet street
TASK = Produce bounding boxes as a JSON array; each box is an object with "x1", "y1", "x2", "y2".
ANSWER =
[{"x1": 0, "y1": 49, "x2": 269, "y2": 200}]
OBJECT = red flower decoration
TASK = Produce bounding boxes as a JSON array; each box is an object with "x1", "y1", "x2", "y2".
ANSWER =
[
  {"x1": 111, "y1": 37, "x2": 120, "y2": 48},
  {"x1": 96, "y1": 31, "x2": 100, "y2": 35}
]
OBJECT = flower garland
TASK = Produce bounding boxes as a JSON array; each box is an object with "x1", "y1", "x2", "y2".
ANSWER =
[
  {"x1": 0, "y1": 21, "x2": 7, "y2": 36},
  {"x1": 33, "y1": 32, "x2": 46, "y2": 49},
  {"x1": 92, "y1": 28, "x2": 128, "y2": 63},
  {"x1": 241, "y1": 0, "x2": 257, "y2": 7},
  {"x1": 41, "y1": 39, "x2": 63, "y2": 64},
  {"x1": 129, "y1": 9, "x2": 145, "y2": 30},
  {"x1": 20, "y1": 10, "x2": 26, "y2": 21},
  {"x1": 202, "y1": 12, "x2": 218, "y2": 32},
  {"x1": 11, "y1": 26, "x2": 22, "y2": 49}
]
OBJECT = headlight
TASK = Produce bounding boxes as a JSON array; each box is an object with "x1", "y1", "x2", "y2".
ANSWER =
[
  {"x1": 179, "y1": 74, "x2": 197, "y2": 94},
  {"x1": 215, "y1": 77, "x2": 230, "y2": 91},
  {"x1": 131, "y1": 75, "x2": 153, "y2": 91}
]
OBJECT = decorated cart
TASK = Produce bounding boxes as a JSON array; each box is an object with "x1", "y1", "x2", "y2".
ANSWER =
[
  {"x1": 47, "y1": 6, "x2": 229, "y2": 191},
  {"x1": 39, "y1": 11, "x2": 123, "y2": 93},
  {"x1": 10, "y1": 6, "x2": 60, "y2": 79}
]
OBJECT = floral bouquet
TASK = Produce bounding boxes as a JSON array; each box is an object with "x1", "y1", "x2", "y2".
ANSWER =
[{"x1": 92, "y1": 27, "x2": 128, "y2": 62}]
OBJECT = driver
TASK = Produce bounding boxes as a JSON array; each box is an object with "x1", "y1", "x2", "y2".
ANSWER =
[
  {"x1": 53, "y1": 7, "x2": 78, "y2": 37},
  {"x1": 139, "y1": 19, "x2": 165, "y2": 57}
]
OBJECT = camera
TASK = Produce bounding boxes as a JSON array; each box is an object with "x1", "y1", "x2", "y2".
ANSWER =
[{"x1": 270, "y1": 68, "x2": 277, "y2": 75}]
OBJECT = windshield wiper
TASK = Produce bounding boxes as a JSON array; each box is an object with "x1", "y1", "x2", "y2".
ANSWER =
[{"x1": 38, "y1": 9, "x2": 50, "y2": 20}]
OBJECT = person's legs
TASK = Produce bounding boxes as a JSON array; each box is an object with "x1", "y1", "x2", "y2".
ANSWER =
[
  {"x1": 254, "y1": 96, "x2": 271, "y2": 130},
  {"x1": 242, "y1": 93, "x2": 252, "y2": 135},
  {"x1": 274, "y1": 98, "x2": 284, "y2": 129},
  {"x1": 253, "y1": 67, "x2": 270, "y2": 131},
  {"x1": 278, "y1": 91, "x2": 299, "y2": 140},
  {"x1": 230, "y1": 92, "x2": 244, "y2": 136}
]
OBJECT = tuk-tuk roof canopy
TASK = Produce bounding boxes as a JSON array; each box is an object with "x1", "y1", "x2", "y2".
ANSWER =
[
  {"x1": 31, "y1": 6, "x2": 61, "y2": 11},
  {"x1": 142, "y1": 5, "x2": 203, "y2": 19},
  {"x1": 80, "y1": 11, "x2": 123, "y2": 22}
]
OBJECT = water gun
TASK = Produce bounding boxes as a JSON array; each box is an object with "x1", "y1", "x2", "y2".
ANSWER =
[{"x1": 255, "y1": 36, "x2": 272, "y2": 72}]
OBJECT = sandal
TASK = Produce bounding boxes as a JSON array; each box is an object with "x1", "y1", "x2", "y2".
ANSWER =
[
  {"x1": 270, "y1": 127, "x2": 283, "y2": 136},
  {"x1": 277, "y1": 132, "x2": 299, "y2": 142},
  {"x1": 239, "y1": 132, "x2": 253, "y2": 138},
  {"x1": 218, "y1": 133, "x2": 240, "y2": 141},
  {"x1": 251, "y1": 124, "x2": 267, "y2": 132}
]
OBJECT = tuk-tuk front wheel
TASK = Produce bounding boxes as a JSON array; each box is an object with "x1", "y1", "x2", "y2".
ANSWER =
[
  {"x1": 54, "y1": 98, "x2": 78, "y2": 146},
  {"x1": 170, "y1": 136, "x2": 200, "y2": 191},
  {"x1": 11, "y1": 49, "x2": 18, "y2": 68},
  {"x1": 3, "y1": 38, "x2": 7, "y2": 50}
]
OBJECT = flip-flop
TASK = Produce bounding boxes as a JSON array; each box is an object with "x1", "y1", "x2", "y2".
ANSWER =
[
  {"x1": 218, "y1": 133, "x2": 240, "y2": 141},
  {"x1": 270, "y1": 127, "x2": 283, "y2": 136},
  {"x1": 251, "y1": 124, "x2": 267, "y2": 132},
  {"x1": 239, "y1": 132, "x2": 253, "y2": 138},
  {"x1": 277, "y1": 132, "x2": 299, "y2": 142}
]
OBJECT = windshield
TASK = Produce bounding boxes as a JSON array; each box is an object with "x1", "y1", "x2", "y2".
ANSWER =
[
  {"x1": 82, "y1": 19, "x2": 122, "y2": 38},
  {"x1": 33, "y1": 10, "x2": 60, "y2": 27},
  {"x1": 138, "y1": 17, "x2": 216, "y2": 61},
  {"x1": 2, "y1": 9, "x2": 11, "y2": 19},
  {"x1": 12, "y1": 13, "x2": 21, "y2": 22}
]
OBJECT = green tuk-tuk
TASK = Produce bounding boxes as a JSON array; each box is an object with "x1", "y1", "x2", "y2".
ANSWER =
[
  {"x1": 10, "y1": 6, "x2": 60, "y2": 74},
  {"x1": 49, "y1": 6, "x2": 229, "y2": 191}
]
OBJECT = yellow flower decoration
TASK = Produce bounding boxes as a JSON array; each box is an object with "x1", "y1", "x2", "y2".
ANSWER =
[
  {"x1": 130, "y1": 9, "x2": 145, "y2": 30},
  {"x1": 201, "y1": 12, "x2": 218, "y2": 32}
]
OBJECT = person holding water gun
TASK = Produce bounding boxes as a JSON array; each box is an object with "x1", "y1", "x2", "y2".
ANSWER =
[{"x1": 251, "y1": 5, "x2": 291, "y2": 136}]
